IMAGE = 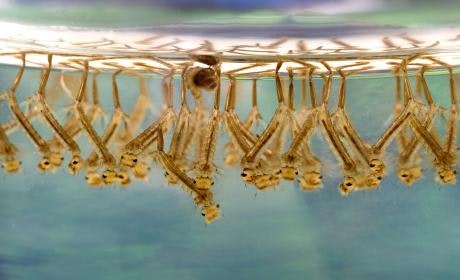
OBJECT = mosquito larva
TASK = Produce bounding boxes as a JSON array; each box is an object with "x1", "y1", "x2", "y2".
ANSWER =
[
  {"x1": 403, "y1": 57, "x2": 458, "y2": 184},
  {"x1": 86, "y1": 68, "x2": 134, "y2": 186},
  {"x1": 7, "y1": 53, "x2": 61, "y2": 172},
  {"x1": 241, "y1": 62, "x2": 287, "y2": 182},
  {"x1": 385, "y1": 56, "x2": 458, "y2": 184},
  {"x1": 260, "y1": 68, "x2": 303, "y2": 188},
  {"x1": 96, "y1": 65, "x2": 154, "y2": 180},
  {"x1": 156, "y1": 126, "x2": 220, "y2": 224},
  {"x1": 282, "y1": 110, "x2": 322, "y2": 188},
  {"x1": 125, "y1": 75, "x2": 153, "y2": 180},
  {"x1": 193, "y1": 67, "x2": 221, "y2": 190},
  {"x1": 74, "y1": 61, "x2": 118, "y2": 185},
  {"x1": 193, "y1": 108, "x2": 219, "y2": 189},
  {"x1": 278, "y1": 64, "x2": 323, "y2": 190},
  {"x1": 0, "y1": 86, "x2": 21, "y2": 174},
  {"x1": 0, "y1": 125, "x2": 21, "y2": 173},
  {"x1": 163, "y1": 66, "x2": 194, "y2": 184},
  {"x1": 314, "y1": 63, "x2": 371, "y2": 195},
  {"x1": 224, "y1": 78, "x2": 262, "y2": 165},
  {"x1": 332, "y1": 64, "x2": 386, "y2": 181},
  {"x1": 120, "y1": 68, "x2": 176, "y2": 168},
  {"x1": 223, "y1": 74, "x2": 274, "y2": 187},
  {"x1": 85, "y1": 109, "x2": 126, "y2": 186},
  {"x1": 397, "y1": 65, "x2": 436, "y2": 185},
  {"x1": 35, "y1": 54, "x2": 84, "y2": 175}
]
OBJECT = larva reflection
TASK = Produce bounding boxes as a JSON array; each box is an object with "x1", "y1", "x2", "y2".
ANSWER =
[{"x1": 0, "y1": 27, "x2": 459, "y2": 223}]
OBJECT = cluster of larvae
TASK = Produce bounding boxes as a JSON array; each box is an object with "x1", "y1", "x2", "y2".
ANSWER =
[{"x1": 0, "y1": 52, "x2": 458, "y2": 223}]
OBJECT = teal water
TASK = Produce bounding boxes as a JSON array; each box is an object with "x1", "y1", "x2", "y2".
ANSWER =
[{"x1": 0, "y1": 65, "x2": 459, "y2": 279}]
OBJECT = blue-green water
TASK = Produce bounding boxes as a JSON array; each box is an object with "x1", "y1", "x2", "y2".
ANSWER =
[
  {"x1": 2, "y1": 165, "x2": 460, "y2": 279},
  {"x1": 0, "y1": 65, "x2": 459, "y2": 279}
]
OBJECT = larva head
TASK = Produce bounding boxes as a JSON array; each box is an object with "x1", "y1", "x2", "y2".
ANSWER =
[
  {"x1": 241, "y1": 167, "x2": 256, "y2": 183},
  {"x1": 195, "y1": 176, "x2": 214, "y2": 190},
  {"x1": 85, "y1": 172, "x2": 103, "y2": 187},
  {"x1": 280, "y1": 166, "x2": 298, "y2": 181},
  {"x1": 117, "y1": 171, "x2": 131, "y2": 186},
  {"x1": 366, "y1": 174, "x2": 382, "y2": 188},
  {"x1": 437, "y1": 168, "x2": 457, "y2": 184},
  {"x1": 201, "y1": 203, "x2": 221, "y2": 224},
  {"x1": 50, "y1": 152, "x2": 64, "y2": 168},
  {"x1": 269, "y1": 170, "x2": 282, "y2": 184},
  {"x1": 398, "y1": 167, "x2": 423, "y2": 186},
  {"x1": 339, "y1": 176, "x2": 357, "y2": 196},
  {"x1": 120, "y1": 153, "x2": 138, "y2": 168},
  {"x1": 37, "y1": 156, "x2": 53, "y2": 172},
  {"x1": 68, "y1": 155, "x2": 84, "y2": 175},
  {"x1": 1, "y1": 159, "x2": 21, "y2": 173},
  {"x1": 254, "y1": 174, "x2": 273, "y2": 190},
  {"x1": 298, "y1": 172, "x2": 323, "y2": 191},
  {"x1": 133, "y1": 162, "x2": 150, "y2": 180},
  {"x1": 369, "y1": 159, "x2": 385, "y2": 176},
  {"x1": 102, "y1": 170, "x2": 118, "y2": 185}
]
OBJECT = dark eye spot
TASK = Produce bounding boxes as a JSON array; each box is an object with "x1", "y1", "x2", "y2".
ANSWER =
[
  {"x1": 72, "y1": 160, "x2": 78, "y2": 165},
  {"x1": 118, "y1": 174, "x2": 125, "y2": 179},
  {"x1": 102, "y1": 174, "x2": 107, "y2": 179},
  {"x1": 440, "y1": 175, "x2": 445, "y2": 179},
  {"x1": 121, "y1": 155, "x2": 124, "y2": 159},
  {"x1": 370, "y1": 163, "x2": 375, "y2": 167},
  {"x1": 216, "y1": 204, "x2": 220, "y2": 208},
  {"x1": 85, "y1": 176, "x2": 89, "y2": 180},
  {"x1": 201, "y1": 213, "x2": 205, "y2": 216},
  {"x1": 133, "y1": 159, "x2": 138, "y2": 163},
  {"x1": 193, "y1": 180, "x2": 197, "y2": 184},
  {"x1": 295, "y1": 171, "x2": 298, "y2": 175},
  {"x1": 401, "y1": 174, "x2": 408, "y2": 178},
  {"x1": 241, "y1": 173, "x2": 247, "y2": 177},
  {"x1": 43, "y1": 161, "x2": 50, "y2": 165},
  {"x1": 60, "y1": 157, "x2": 64, "y2": 160},
  {"x1": 319, "y1": 176, "x2": 323, "y2": 179},
  {"x1": 211, "y1": 182, "x2": 215, "y2": 185},
  {"x1": 454, "y1": 170, "x2": 457, "y2": 175},
  {"x1": 377, "y1": 176, "x2": 382, "y2": 180},
  {"x1": 346, "y1": 182, "x2": 352, "y2": 187}
]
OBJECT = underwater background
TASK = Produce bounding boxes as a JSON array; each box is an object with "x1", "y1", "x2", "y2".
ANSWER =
[{"x1": 0, "y1": 1, "x2": 460, "y2": 279}]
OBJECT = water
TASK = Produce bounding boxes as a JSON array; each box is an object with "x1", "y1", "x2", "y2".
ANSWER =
[
  {"x1": 0, "y1": 2, "x2": 459, "y2": 278},
  {"x1": 3, "y1": 166, "x2": 460, "y2": 279},
  {"x1": 0, "y1": 61, "x2": 459, "y2": 279}
]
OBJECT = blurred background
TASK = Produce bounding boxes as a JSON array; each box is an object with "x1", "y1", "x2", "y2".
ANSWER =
[
  {"x1": 0, "y1": 0, "x2": 459, "y2": 27},
  {"x1": 1, "y1": 0, "x2": 457, "y2": 11}
]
